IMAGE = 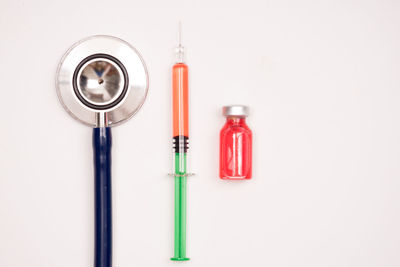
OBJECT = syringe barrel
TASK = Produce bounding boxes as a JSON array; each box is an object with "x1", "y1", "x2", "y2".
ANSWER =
[
  {"x1": 171, "y1": 61, "x2": 190, "y2": 261},
  {"x1": 172, "y1": 63, "x2": 189, "y2": 140}
]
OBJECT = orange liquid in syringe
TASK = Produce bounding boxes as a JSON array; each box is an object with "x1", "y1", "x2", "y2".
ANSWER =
[{"x1": 172, "y1": 63, "x2": 189, "y2": 138}]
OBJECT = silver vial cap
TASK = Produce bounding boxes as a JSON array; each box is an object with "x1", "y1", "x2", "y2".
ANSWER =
[{"x1": 222, "y1": 105, "x2": 249, "y2": 117}]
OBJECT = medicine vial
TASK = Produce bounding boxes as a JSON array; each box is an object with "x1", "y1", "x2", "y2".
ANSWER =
[{"x1": 219, "y1": 105, "x2": 252, "y2": 180}]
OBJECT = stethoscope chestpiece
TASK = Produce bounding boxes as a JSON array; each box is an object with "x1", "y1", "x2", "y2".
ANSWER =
[{"x1": 56, "y1": 35, "x2": 149, "y2": 127}]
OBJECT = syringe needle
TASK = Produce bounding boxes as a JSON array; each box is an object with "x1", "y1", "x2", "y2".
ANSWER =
[
  {"x1": 175, "y1": 22, "x2": 185, "y2": 63},
  {"x1": 178, "y1": 21, "x2": 182, "y2": 46}
]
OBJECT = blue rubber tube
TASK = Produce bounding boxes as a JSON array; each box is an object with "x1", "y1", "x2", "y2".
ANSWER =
[{"x1": 93, "y1": 127, "x2": 112, "y2": 267}]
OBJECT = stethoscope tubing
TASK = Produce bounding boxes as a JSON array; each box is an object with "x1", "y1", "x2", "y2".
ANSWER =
[{"x1": 93, "y1": 127, "x2": 112, "y2": 267}]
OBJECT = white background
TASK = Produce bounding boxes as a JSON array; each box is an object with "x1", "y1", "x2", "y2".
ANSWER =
[{"x1": 1, "y1": 0, "x2": 400, "y2": 266}]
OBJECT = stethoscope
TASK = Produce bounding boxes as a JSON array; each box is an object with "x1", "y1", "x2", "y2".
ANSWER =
[{"x1": 56, "y1": 35, "x2": 148, "y2": 267}]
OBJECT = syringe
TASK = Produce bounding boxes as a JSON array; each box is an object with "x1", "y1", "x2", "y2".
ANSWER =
[{"x1": 171, "y1": 23, "x2": 190, "y2": 261}]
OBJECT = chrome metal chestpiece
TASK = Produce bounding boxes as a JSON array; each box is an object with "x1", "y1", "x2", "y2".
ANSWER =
[{"x1": 56, "y1": 35, "x2": 149, "y2": 127}]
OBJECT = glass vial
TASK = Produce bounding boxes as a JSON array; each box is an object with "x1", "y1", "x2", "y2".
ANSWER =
[{"x1": 219, "y1": 105, "x2": 252, "y2": 180}]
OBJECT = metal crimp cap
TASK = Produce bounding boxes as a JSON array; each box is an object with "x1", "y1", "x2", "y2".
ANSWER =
[{"x1": 222, "y1": 105, "x2": 249, "y2": 117}]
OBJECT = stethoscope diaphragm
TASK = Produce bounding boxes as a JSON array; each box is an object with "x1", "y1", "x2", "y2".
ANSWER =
[{"x1": 56, "y1": 35, "x2": 148, "y2": 127}]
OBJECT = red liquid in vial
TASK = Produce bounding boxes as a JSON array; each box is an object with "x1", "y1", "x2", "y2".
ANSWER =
[{"x1": 220, "y1": 117, "x2": 252, "y2": 180}]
